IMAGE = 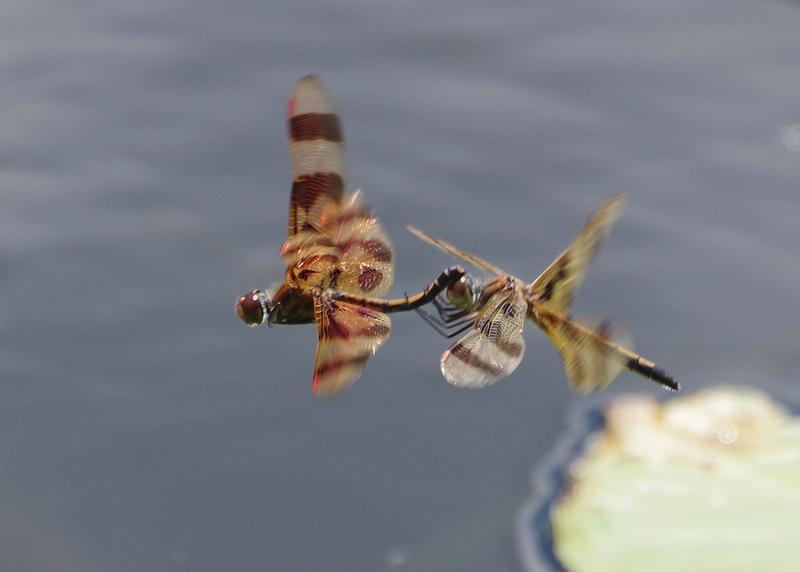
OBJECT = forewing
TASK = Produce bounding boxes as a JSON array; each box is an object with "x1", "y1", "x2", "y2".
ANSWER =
[
  {"x1": 530, "y1": 193, "x2": 625, "y2": 312},
  {"x1": 407, "y1": 225, "x2": 507, "y2": 277},
  {"x1": 279, "y1": 229, "x2": 337, "y2": 270},
  {"x1": 534, "y1": 305, "x2": 630, "y2": 394},
  {"x1": 440, "y1": 288, "x2": 526, "y2": 387},
  {"x1": 287, "y1": 75, "x2": 346, "y2": 236},
  {"x1": 320, "y1": 192, "x2": 394, "y2": 297},
  {"x1": 312, "y1": 296, "x2": 391, "y2": 397}
]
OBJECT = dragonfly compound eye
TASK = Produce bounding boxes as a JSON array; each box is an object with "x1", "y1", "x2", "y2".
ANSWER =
[
  {"x1": 446, "y1": 276, "x2": 476, "y2": 310},
  {"x1": 236, "y1": 290, "x2": 268, "y2": 326}
]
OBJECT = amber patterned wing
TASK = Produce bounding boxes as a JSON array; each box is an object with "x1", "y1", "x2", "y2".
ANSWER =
[
  {"x1": 532, "y1": 302, "x2": 630, "y2": 394},
  {"x1": 312, "y1": 295, "x2": 391, "y2": 397},
  {"x1": 319, "y1": 192, "x2": 394, "y2": 297},
  {"x1": 406, "y1": 225, "x2": 507, "y2": 277},
  {"x1": 279, "y1": 229, "x2": 337, "y2": 271},
  {"x1": 287, "y1": 75, "x2": 346, "y2": 237},
  {"x1": 440, "y1": 286, "x2": 527, "y2": 387},
  {"x1": 529, "y1": 193, "x2": 625, "y2": 312}
]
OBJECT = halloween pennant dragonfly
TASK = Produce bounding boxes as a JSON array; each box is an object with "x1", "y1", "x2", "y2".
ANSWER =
[
  {"x1": 408, "y1": 193, "x2": 679, "y2": 393},
  {"x1": 236, "y1": 75, "x2": 465, "y2": 397}
]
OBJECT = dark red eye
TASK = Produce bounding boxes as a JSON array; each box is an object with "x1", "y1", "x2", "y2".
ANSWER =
[{"x1": 236, "y1": 290, "x2": 266, "y2": 326}]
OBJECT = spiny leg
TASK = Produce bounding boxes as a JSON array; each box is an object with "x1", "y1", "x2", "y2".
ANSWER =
[
  {"x1": 416, "y1": 307, "x2": 477, "y2": 339},
  {"x1": 432, "y1": 295, "x2": 473, "y2": 322},
  {"x1": 416, "y1": 292, "x2": 478, "y2": 332},
  {"x1": 415, "y1": 305, "x2": 477, "y2": 330}
]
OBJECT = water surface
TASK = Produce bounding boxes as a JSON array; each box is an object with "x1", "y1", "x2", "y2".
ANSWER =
[{"x1": 2, "y1": 1, "x2": 800, "y2": 570}]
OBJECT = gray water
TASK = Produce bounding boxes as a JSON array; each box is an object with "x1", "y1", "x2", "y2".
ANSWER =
[{"x1": 2, "y1": 1, "x2": 800, "y2": 570}]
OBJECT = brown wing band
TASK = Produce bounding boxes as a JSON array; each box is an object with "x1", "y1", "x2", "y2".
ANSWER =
[
  {"x1": 289, "y1": 173, "x2": 344, "y2": 234},
  {"x1": 448, "y1": 342, "x2": 503, "y2": 376},
  {"x1": 289, "y1": 113, "x2": 343, "y2": 142}
]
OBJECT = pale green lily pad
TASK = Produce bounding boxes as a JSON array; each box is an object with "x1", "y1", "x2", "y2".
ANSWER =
[{"x1": 550, "y1": 387, "x2": 800, "y2": 572}]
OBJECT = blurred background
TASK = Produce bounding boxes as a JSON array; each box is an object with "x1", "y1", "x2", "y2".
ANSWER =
[{"x1": 2, "y1": 0, "x2": 799, "y2": 570}]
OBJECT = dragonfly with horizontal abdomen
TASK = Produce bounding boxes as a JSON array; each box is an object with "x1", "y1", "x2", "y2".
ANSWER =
[
  {"x1": 236, "y1": 75, "x2": 465, "y2": 397},
  {"x1": 408, "y1": 193, "x2": 679, "y2": 393}
]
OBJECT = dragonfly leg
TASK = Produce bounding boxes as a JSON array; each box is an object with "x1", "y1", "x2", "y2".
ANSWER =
[
  {"x1": 432, "y1": 295, "x2": 472, "y2": 322},
  {"x1": 416, "y1": 308, "x2": 476, "y2": 339},
  {"x1": 417, "y1": 306, "x2": 476, "y2": 329},
  {"x1": 416, "y1": 305, "x2": 477, "y2": 338}
]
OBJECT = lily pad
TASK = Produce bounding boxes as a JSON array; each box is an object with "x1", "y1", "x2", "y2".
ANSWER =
[{"x1": 517, "y1": 387, "x2": 800, "y2": 572}]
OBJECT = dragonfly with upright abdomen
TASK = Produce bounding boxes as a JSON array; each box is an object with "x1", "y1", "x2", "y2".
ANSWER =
[
  {"x1": 236, "y1": 75, "x2": 465, "y2": 397},
  {"x1": 408, "y1": 193, "x2": 680, "y2": 393}
]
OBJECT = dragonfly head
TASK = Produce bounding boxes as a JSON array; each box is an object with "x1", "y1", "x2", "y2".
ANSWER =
[
  {"x1": 236, "y1": 289, "x2": 271, "y2": 327},
  {"x1": 237, "y1": 283, "x2": 316, "y2": 326},
  {"x1": 446, "y1": 274, "x2": 478, "y2": 310}
]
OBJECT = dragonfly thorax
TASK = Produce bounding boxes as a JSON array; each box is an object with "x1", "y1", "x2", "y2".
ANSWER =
[
  {"x1": 286, "y1": 254, "x2": 338, "y2": 291},
  {"x1": 281, "y1": 235, "x2": 339, "y2": 292},
  {"x1": 266, "y1": 283, "x2": 316, "y2": 325}
]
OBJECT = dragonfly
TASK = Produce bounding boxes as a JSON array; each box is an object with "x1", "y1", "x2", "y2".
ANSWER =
[
  {"x1": 236, "y1": 75, "x2": 465, "y2": 397},
  {"x1": 408, "y1": 193, "x2": 680, "y2": 393}
]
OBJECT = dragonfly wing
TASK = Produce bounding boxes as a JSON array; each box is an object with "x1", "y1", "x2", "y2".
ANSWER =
[
  {"x1": 312, "y1": 295, "x2": 391, "y2": 397},
  {"x1": 279, "y1": 229, "x2": 338, "y2": 272},
  {"x1": 529, "y1": 193, "x2": 625, "y2": 312},
  {"x1": 534, "y1": 305, "x2": 629, "y2": 393},
  {"x1": 407, "y1": 225, "x2": 507, "y2": 277},
  {"x1": 320, "y1": 192, "x2": 394, "y2": 298},
  {"x1": 440, "y1": 289, "x2": 526, "y2": 387},
  {"x1": 287, "y1": 75, "x2": 346, "y2": 237}
]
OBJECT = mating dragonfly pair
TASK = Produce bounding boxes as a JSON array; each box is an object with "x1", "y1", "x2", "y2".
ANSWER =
[{"x1": 236, "y1": 76, "x2": 679, "y2": 397}]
